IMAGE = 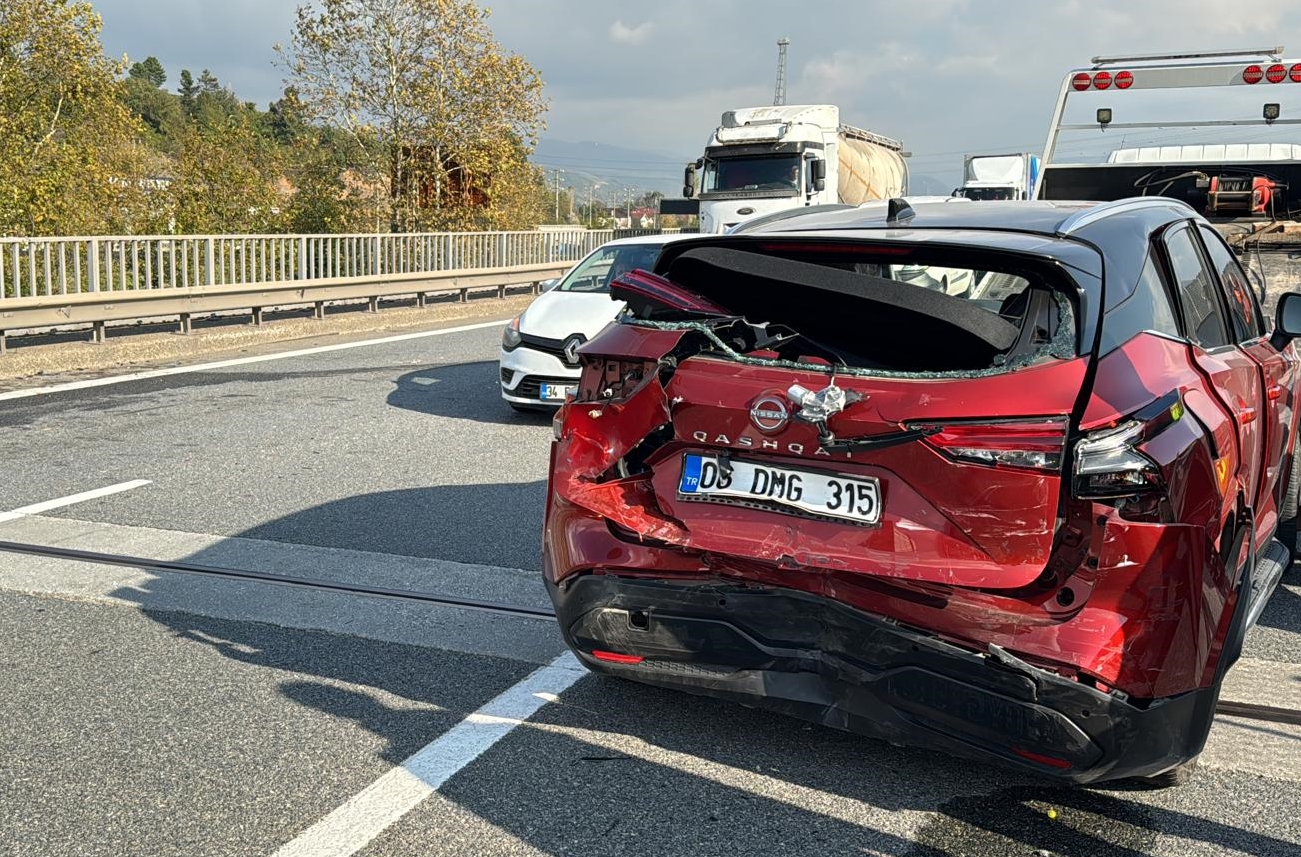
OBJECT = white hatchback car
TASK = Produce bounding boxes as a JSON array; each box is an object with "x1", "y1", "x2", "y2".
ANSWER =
[{"x1": 499, "y1": 233, "x2": 694, "y2": 410}]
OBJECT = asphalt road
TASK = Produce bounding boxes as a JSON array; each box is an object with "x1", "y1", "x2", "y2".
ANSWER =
[{"x1": 0, "y1": 319, "x2": 1298, "y2": 857}]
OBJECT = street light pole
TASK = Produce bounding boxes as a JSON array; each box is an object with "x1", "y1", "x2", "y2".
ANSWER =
[{"x1": 553, "y1": 169, "x2": 564, "y2": 222}]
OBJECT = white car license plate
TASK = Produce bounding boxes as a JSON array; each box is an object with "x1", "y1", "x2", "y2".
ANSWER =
[
  {"x1": 678, "y1": 453, "x2": 881, "y2": 525},
  {"x1": 540, "y1": 382, "x2": 577, "y2": 401}
]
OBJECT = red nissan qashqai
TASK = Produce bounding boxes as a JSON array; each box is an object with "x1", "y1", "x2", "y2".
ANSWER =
[{"x1": 542, "y1": 198, "x2": 1301, "y2": 787}]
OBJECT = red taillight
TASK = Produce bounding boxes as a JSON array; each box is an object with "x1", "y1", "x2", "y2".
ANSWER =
[
  {"x1": 1291, "y1": 64, "x2": 1301, "y2": 82},
  {"x1": 1244, "y1": 65, "x2": 1264, "y2": 84},
  {"x1": 1093, "y1": 71, "x2": 1112, "y2": 90},
  {"x1": 1267, "y1": 64, "x2": 1287, "y2": 83},
  {"x1": 1011, "y1": 748, "x2": 1073, "y2": 769},
  {"x1": 591, "y1": 650, "x2": 644, "y2": 665},
  {"x1": 1115, "y1": 70, "x2": 1134, "y2": 89},
  {"x1": 1072, "y1": 73, "x2": 1092, "y2": 91},
  {"x1": 1074, "y1": 393, "x2": 1183, "y2": 498},
  {"x1": 913, "y1": 418, "x2": 1068, "y2": 472}
]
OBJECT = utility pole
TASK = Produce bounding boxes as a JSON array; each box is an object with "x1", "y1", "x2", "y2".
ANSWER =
[
  {"x1": 773, "y1": 37, "x2": 790, "y2": 106},
  {"x1": 552, "y1": 169, "x2": 564, "y2": 222}
]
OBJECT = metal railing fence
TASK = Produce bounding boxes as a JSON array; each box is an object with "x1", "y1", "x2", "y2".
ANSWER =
[{"x1": 0, "y1": 228, "x2": 669, "y2": 301}]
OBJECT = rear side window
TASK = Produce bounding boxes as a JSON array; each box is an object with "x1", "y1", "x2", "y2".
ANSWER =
[
  {"x1": 1100, "y1": 253, "x2": 1180, "y2": 353},
  {"x1": 1198, "y1": 225, "x2": 1264, "y2": 341},
  {"x1": 1164, "y1": 226, "x2": 1232, "y2": 350}
]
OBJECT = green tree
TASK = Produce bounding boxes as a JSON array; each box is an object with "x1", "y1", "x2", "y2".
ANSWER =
[
  {"x1": 123, "y1": 55, "x2": 183, "y2": 142},
  {"x1": 177, "y1": 68, "x2": 197, "y2": 116},
  {"x1": 278, "y1": 0, "x2": 548, "y2": 231},
  {"x1": 162, "y1": 113, "x2": 286, "y2": 233},
  {"x1": 127, "y1": 55, "x2": 165, "y2": 87},
  {"x1": 0, "y1": 0, "x2": 149, "y2": 235}
]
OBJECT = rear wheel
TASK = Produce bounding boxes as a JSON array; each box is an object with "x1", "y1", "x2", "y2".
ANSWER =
[{"x1": 1127, "y1": 758, "x2": 1199, "y2": 789}]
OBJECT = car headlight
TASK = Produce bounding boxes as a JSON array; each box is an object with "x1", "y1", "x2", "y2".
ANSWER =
[{"x1": 502, "y1": 317, "x2": 522, "y2": 350}]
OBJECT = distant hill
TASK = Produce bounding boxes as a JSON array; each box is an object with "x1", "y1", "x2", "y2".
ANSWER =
[{"x1": 531, "y1": 139, "x2": 691, "y2": 198}]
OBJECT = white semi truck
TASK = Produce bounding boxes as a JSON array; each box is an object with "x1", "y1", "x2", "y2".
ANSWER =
[
  {"x1": 680, "y1": 104, "x2": 908, "y2": 234},
  {"x1": 953, "y1": 153, "x2": 1041, "y2": 200}
]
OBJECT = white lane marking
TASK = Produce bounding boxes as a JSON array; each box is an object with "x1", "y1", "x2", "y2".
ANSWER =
[
  {"x1": 272, "y1": 652, "x2": 585, "y2": 857},
  {"x1": 0, "y1": 480, "x2": 152, "y2": 524},
  {"x1": 0, "y1": 319, "x2": 509, "y2": 402}
]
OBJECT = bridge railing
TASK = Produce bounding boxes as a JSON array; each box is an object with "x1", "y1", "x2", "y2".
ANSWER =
[{"x1": 0, "y1": 229, "x2": 646, "y2": 301}]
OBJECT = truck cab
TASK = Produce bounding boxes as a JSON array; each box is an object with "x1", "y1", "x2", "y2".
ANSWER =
[{"x1": 684, "y1": 104, "x2": 906, "y2": 233}]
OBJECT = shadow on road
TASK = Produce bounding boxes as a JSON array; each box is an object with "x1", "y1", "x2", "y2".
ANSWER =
[
  {"x1": 386, "y1": 361, "x2": 553, "y2": 427},
  {"x1": 91, "y1": 483, "x2": 1301, "y2": 856}
]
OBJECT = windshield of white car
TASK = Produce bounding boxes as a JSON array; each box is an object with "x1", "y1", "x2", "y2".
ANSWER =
[{"x1": 557, "y1": 244, "x2": 664, "y2": 293}]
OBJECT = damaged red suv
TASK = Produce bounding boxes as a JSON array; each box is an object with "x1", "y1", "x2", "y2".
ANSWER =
[{"x1": 542, "y1": 198, "x2": 1301, "y2": 786}]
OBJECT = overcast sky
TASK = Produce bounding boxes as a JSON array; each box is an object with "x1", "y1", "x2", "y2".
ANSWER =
[{"x1": 92, "y1": 1, "x2": 1301, "y2": 186}]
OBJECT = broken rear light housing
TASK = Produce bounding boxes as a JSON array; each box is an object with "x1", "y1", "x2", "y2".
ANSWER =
[{"x1": 910, "y1": 418, "x2": 1069, "y2": 471}]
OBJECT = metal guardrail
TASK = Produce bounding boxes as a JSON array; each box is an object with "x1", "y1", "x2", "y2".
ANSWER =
[
  {"x1": 0, "y1": 228, "x2": 669, "y2": 352},
  {"x1": 0, "y1": 229, "x2": 640, "y2": 300}
]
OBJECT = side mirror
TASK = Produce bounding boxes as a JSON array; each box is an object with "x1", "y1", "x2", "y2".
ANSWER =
[
  {"x1": 683, "y1": 163, "x2": 697, "y2": 198},
  {"x1": 1272, "y1": 292, "x2": 1301, "y2": 348},
  {"x1": 539, "y1": 278, "x2": 560, "y2": 292},
  {"x1": 810, "y1": 159, "x2": 827, "y2": 192}
]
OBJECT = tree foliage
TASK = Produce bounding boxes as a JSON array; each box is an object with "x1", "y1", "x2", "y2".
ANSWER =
[
  {"x1": 0, "y1": 0, "x2": 587, "y2": 238},
  {"x1": 0, "y1": 0, "x2": 148, "y2": 235},
  {"x1": 278, "y1": 0, "x2": 549, "y2": 231}
]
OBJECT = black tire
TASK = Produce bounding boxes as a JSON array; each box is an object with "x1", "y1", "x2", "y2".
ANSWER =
[{"x1": 1128, "y1": 758, "x2": 1199, "y2": 789}]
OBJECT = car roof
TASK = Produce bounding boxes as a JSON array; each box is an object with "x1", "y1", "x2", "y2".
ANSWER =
[
  {"x1": 733, "y1": 197, "x2": 1200, "y2": 240},
  {"x1": 597, "y1": 232, "x2": 698, "y2": 248}
]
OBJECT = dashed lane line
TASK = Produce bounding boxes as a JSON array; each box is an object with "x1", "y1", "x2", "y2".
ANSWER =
[
  {"x1": 0, "y1": 480, "x2": 151, "y2": 523},
  {"x1": 270, "y1": 651, "x2": 586, "y2": 857}
]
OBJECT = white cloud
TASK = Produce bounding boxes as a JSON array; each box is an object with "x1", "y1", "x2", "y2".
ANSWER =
[{"x1": 609, "y1": 20, "x2": 655, "y2": 45}]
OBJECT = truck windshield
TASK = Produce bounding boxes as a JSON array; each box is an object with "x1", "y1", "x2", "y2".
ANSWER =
[
  {"x1": 959, "y1": 187, "x2": 1018, "y2": 201},
  {"x1": 702, "y1": 156, "x2": 801, "y2": 194}
]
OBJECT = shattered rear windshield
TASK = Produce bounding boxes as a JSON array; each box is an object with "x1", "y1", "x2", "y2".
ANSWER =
[{"x1": 617, "y1": 244, "x2": 1077, "y2": 377}]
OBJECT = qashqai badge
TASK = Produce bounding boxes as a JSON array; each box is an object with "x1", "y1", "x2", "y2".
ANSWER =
[{"x1": 749, "y1": 395, "x2": 790, "y2": 432}]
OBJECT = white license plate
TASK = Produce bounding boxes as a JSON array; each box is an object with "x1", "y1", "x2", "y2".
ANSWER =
[
  {"x1": 678, "y1": 454, "x2": 881, "y2": 525},
  {"x1": 540, "y1": 383, "x2": 577, "y2": 401}
]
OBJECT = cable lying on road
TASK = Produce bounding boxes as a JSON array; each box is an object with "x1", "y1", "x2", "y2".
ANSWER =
[
  {"x1": 0, "y1": 539, "x2": 556, "y2": 620},
  {"x1": 2, "y1": 538, "x2": 1298, "y2": 729}
]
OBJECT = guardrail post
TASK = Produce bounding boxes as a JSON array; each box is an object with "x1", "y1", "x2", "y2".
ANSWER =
[
  {"x1": 92, "y1": 321, "x2": 106, "y2": 344},
  {"x1": 87, "y1": 239, "x2": 100, "y2": 293},
  {"x1": 178, "y1": 313, "x2": 192, "y2": 335},
  {"x1": 314, "y1": 301, "x2": 325, "y2": 320},
  {"x1": 251, "y1": 307, "x2": 263, "y2": 326}
]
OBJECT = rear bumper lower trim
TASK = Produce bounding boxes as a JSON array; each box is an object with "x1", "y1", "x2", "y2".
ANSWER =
[{"x1": 547, "y1": 573, "x2": 1217, "y2": 784}]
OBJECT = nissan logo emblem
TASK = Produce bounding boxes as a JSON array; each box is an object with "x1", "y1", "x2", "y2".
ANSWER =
[
  {"x1": 749, "y1": 395, "x2": 789, "y2": 432},
  {"x1": 562, "y1": 335, "x2": 584, "y2": 365}
]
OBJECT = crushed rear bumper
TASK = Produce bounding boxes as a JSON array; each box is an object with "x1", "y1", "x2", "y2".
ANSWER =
[{"x1": 547, "y1": 573, "x2": 1218, "y2": 785}]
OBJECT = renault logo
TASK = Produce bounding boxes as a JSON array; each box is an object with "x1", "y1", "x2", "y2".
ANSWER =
[
  {"x1": 749, "y1": 395, "x2": 789, "y2": 432},
  {"x1": 562, "y1": 335, "x2": 584, "y2": 366}
]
